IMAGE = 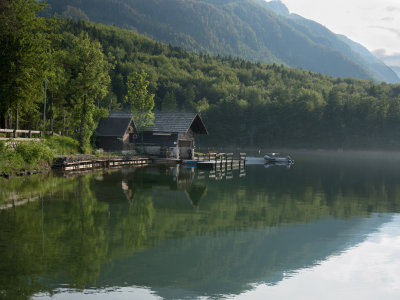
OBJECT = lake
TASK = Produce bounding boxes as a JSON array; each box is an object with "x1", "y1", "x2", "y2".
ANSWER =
[{"x1": 1, "y1": 151, "x2": 400, "y2": 300}]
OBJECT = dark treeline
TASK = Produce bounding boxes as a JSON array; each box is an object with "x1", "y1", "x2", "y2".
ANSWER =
[{"x1": 2, "y1": 1, "x2": 400, "y2": 150}]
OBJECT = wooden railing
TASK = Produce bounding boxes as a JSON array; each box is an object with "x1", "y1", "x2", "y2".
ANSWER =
[{"x1": 0, "y1": 128, "x2": 42, "y2": 138}]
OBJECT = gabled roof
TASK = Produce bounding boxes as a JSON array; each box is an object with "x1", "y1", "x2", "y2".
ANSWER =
[
  {"x1": 150, "y1": 112, "x2": 208, "y2": 134},
  {"x1": 96, "y1": 114, "x2": 133, "y2": 137},
  {"x1": 96, "y1": 112, "x2": 208, "y2": 136}
]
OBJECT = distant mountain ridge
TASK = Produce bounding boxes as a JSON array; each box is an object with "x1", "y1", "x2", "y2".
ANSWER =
[
  {"x1": 392, "y1": 67, "x2": 400, "y2": 78},
  {"x1": 262, "y1": 0, "x2": 399, "y2": 83},
  {"x1": 45, "y1": 0, "x2": 399, "y2": 83}
]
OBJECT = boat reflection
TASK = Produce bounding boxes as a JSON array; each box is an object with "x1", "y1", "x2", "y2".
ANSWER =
[{"x1": 264, "y1": 161, "x2": 294, "y2": 168}]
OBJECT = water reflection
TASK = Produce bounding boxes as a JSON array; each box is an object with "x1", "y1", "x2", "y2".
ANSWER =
[
  {"x1": 1, "y1": 152, "x2": 400, "y2": 299},
  {"x1": 233, "y1": 215, "x2": 400, "y2": 300}
]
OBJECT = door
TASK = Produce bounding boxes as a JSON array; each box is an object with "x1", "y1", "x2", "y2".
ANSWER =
[{"x1": 178, "y1": 140, "x2": 193, "y2": 159}]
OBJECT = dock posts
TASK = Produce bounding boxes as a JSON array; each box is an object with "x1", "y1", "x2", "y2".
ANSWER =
[
  {"x1": 218, "y1": 153, "x2": 225, "y2": 168},
  {"x1": 195, "y1": 152, "x2": 247, "y2": 173},
  {"x1": 227, "y1": 153, "x2": 233, "y2": 168},
  {"x1": 239, "y1": 153, "x2": 246, "y2": 166}
]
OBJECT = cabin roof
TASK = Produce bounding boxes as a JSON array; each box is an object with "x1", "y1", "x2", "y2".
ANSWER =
[
  {"x1": 150, "y1": 112, "x2": 208, "y2": 134},
  {"x1": 97, "y1": 112, "x2": 208, "y2": 136},
  {"x1": 96, "y1": 116, "x2": 133, "y2": 137}
]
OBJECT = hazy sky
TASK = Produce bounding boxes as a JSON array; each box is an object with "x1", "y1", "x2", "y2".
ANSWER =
[{"x1": 277, "y1": 0, "x2": 400, "y2": 65}]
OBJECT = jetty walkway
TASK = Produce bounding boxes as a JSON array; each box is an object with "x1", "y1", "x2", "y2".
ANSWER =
[
  {"x1": 52, "y1": 155, "x2": 150, "y2": 172},
  {"x1": 190, "y1": 152, "x2": 246, "y2": 170}
]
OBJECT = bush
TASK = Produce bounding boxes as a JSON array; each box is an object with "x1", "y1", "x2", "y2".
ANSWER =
[
  {"x1": 94, "y1": 148, "x2": 104, "y2": 157},
  {"x1": 0, "y1": 141, "x2": 55, "y2": 174},
  {"x1": 4, "y1": 150, "x2": 26, "y2": 171},
  {"x1": 0, "y1": 140, "x2": 5, "y2": 154},
  {"x1": 14, "y1": 142, "x2": 55, "y2": 165},
  {"x1": 45, "y1": 136, "x2": 80, "y2": 155}
]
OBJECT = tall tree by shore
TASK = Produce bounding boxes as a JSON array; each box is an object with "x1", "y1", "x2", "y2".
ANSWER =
[
  {"x1": 65, "y1": 32, "x2": 112, "y2": 152},
  {"x1": 124, "y1": 70, "x2": 155, "y2": 152},
  {"x1": 0, "y1": 0, "x2": 50, "y2": 130}
]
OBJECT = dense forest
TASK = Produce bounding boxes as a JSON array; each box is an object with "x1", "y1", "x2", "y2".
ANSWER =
[{"x1": 2, "y1": 0, "x2": 400, "y2": 151}]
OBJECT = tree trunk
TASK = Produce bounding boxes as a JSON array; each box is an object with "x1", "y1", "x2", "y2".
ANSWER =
[
  {"x1": 141, "y1": 132, "x2": 144, "y2": 155},
  {"x1": 0, "y1": 109, "x2": 5, "y2": 129},
  {"x1": 79, "y1": 97, "x2": 87, "y2": 152},
  {"x1": 15, "y1": 107, "x2": 18, "y2": 130},
  {"x1": 8, "y1": 108, "x2": 12, "y2": 129},
  {"x1": 15, "y1": 106, "x2": 19, "y2": 137},
  {"x1": 49, "y1": 94, "x2": 53, "y2": 135},
  {"x1": 62, "y1": 106, "x2": 66, "y2": 136}
]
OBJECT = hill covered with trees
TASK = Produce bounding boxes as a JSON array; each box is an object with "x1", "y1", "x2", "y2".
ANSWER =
[
  {"x1": 45, "y1": 0, "x2": 399, "y2": 83},
  {"x1": 59, "y1": 20, "x2": 400, "y2": 149},
  {"x1": 2, "y1": 0, "x2": 400, "y2": 150}
]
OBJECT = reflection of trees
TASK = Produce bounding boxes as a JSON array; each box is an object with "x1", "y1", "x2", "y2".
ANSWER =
[
  {"x1": 2, "y1": 158, "x2": 400, "y2": 298},
  {"x1": 54, "y1": 175, "x2": 109, "y2": 288},
  {"x1": 0, "y1": 173, "x2": 67, "y2": 207},
  {"x1": 0, "y1": 197, "x2": 45, "y2": 300},
  {"x1": 105, "y1": 190, "x2": 154, "y2": 259},
  {"x1": 0, "y1": 174, "x2": 109, "y2": 299}
]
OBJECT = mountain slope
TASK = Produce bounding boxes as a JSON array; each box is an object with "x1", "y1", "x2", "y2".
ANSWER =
[
  {"x1": 46, "y1": 0, "x2": 399, "y2": 82},
  {"x1": 392, "y1": 67, "x2": 400, "y2": 78},
  {"x1": 262, "y1": 0, "x2": 399, "y2": 83}
]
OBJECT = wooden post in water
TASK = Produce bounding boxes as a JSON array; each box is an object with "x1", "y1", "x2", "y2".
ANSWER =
[{"x1": 43, "y1": 79, "x2": 47, "y2": 145}]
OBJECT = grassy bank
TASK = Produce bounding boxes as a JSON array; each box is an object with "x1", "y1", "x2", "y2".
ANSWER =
[{"x1": 0, "y1": 136, "x2": 80, "y2": 176}]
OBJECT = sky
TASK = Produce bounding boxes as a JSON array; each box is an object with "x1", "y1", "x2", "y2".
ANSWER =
[{"x1": 276, "y1": 0, "x2": 400, "y2": 67}]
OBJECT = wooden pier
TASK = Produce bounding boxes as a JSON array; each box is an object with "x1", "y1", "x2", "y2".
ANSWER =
[
  {"x1": 53, "y1": 156, "x2": 150, "y2": 172},
  {"x1": 193, "y1": 152, "x2": 246, "y2": 170}
]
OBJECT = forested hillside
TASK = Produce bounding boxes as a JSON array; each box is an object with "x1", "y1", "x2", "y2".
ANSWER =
[
  {"x1": 61, "y1": 21, "x2": 400, "y2": 149},
  {"x1": 45, "y1": 0, "x2": 399, "y2": 83},
  {"x1": 2, "y1": 1, "x2": 400, "y2": 150}
]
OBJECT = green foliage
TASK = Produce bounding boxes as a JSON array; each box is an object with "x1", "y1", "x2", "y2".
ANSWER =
[
  {"x1": 0, "y1": 141, "x2": 54, "y2": 174},
  {"x1": 0, "y1": 0, "x2": 51, "y2": 130},
  {"x1": 124, "y1": 70, "x2": 155, "y2": 131},
  {"x1": 2, "y1": 5, "x2": 400, "y2": 152},
  {"x1": 0, "y1": 140, "x2": 5, "y2": 154},
  {"x1": 65, "y1": 32, "x2": 112, "y2": 152},
  {"x1": 45, "y1": 135, "x2": 79, "y2": 155},
  {"x1": 14, "y1": 142, "x2": 54, "y2": 165},
  {"x1": 53, "y1": 20, "x2": 400, "y2": 149}
]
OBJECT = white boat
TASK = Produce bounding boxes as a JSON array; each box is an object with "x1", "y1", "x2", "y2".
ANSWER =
[{"x1": 264, "y1": 153, "x2": 294, "y2": 163}]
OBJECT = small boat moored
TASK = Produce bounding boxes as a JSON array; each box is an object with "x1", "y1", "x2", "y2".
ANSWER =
[{"x1": 264, "y1": 153, "x2": 294, "y2": 164}]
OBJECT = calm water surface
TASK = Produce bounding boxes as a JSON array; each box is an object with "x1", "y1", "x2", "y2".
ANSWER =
[{"x1": 1, "y1": 151, "x2": 400, "y2": 300}]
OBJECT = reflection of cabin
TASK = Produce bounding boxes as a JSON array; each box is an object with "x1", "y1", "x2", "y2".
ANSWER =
[
  {"x1": 96, "y1": 112, "x2": 208, "y2": 158},
  {"x1": 94, "y1": 166, "x2": 208, "y2": 209}
]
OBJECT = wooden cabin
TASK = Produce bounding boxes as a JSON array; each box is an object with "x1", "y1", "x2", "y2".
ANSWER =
[
  {"x1": 96, "y1": 113, "x2": 136, "y2": 152},
  {"x1": 96, "y1": 112, "x2": 208, "y2": 158}
]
